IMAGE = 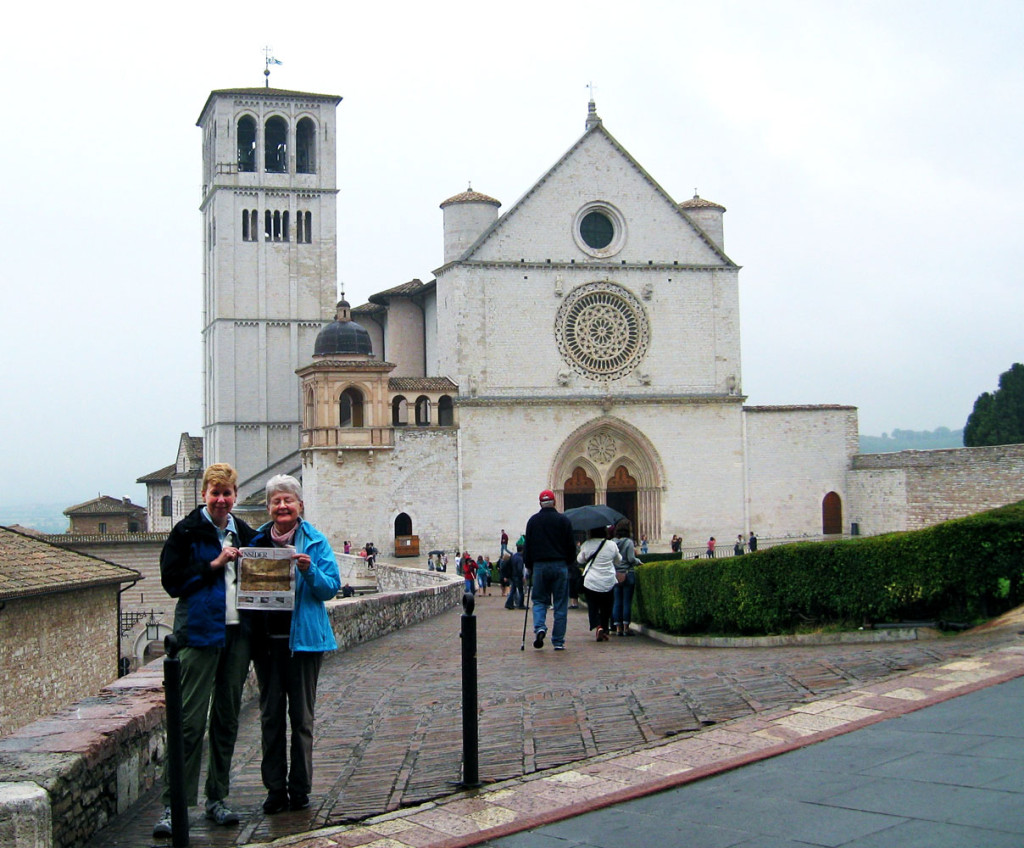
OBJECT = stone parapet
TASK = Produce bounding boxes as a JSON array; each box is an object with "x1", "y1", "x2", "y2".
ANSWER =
[{"x1": 0, "y1": 564, "x2": 461, "y2": 848}]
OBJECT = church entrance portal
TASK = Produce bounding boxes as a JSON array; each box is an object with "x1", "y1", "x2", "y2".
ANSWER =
[{"x1": 550, "y1": 419, "x2": 663, "y2": 543}]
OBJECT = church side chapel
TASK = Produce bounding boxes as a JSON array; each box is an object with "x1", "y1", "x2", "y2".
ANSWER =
[{"x1": 286, "y1": 96, "x2": 856, "y2": 555}]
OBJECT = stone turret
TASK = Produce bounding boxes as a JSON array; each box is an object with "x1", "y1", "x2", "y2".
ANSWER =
[
  {"x1": 679, "y1": 192, "x2": 726, "y2": 251},
  {"x1": 440, "y1": 185, "x2": 501, "y2": 264}
]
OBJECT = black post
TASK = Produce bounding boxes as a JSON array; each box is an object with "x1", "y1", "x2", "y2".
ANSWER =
[
  {"x1": 164, "y1": 634, "x2": 190, "y2": 846},
  {"x1": 459, "y1": 592, "x2": 481, "y2": 788}
]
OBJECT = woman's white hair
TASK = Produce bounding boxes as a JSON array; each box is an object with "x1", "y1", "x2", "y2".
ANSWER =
[{"x1": 266, "y1": 474, "x2": 302, "y2": 502}]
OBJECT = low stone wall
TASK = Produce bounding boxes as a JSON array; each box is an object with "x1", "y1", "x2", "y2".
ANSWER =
[{"x1": 0, "y1": 564, "x2": 462, "y2": 848}]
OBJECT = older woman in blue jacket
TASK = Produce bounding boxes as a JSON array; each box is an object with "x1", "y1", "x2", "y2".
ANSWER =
[{"x1": 247, "y1": 474, "x2": 340, "y2": 815}]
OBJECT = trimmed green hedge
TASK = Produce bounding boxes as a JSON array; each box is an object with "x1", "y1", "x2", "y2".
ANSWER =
[{"x1": 634, "y1": 501, "x2": 1024, "y2": 635}]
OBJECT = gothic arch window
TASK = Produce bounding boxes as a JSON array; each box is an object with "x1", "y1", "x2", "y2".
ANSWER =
[
  {"x1": 237, "y1": 115, "x2": 257, "y2": 172},
  {"x1": 415, "y1": 396, "x2": 431, "y2": 426},
  {"x1": 304, "y1": 388, "x2": 315, "y2": 429},
  {"x1": 303, "y1": 211, "x2": 312, "y2": 243},
  {"x1": 242, "y1": 210, "x2": 250, "y2": 241},
  {"x1": 296, "y1": 117, "x2": 316, "y2": 174},
  {"x1": 264, "y1": 209, "x2": 272, "y2": 241},
  {"x1": 283, "y1": 210, "x2": 290, "y2": 241},
  {"x1": 161, "y1": 495, "x2": 172, "y2": 517},
  {"x1": 394, "y1": 512, "x2": 412, "y2": 536},
  {"x1": 437, "y1": 395, "x2": 454, "y2": 426},
  {"x1": 822, "y1": 492, "x2": 843, "y2": 536},
  {"x1": 391, "y1": 395, "x2": 409, "y2": 426},
  {"x1": 339, "y1": 387, "x2": 364, "y2": 428},
  {"x1": 264, "y1": 116, "x2": 288, "y2": 173}
]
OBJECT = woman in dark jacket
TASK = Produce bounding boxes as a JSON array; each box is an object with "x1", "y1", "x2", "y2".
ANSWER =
[{"x1": 153, "y1": 463, "x2": 255, "y2": 839}]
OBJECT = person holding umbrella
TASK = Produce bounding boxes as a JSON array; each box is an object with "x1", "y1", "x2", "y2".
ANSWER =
[
  {"x1": 523, "y1": 490, "x2": 576, "y2": 651},
  {"x1": 577, "y1": 525, "x2": 622, "y2": 641}
]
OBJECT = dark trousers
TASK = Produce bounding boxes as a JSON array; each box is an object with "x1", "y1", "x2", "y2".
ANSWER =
[
  {"x1": 584, "y1": 586, "x2": 614, "y2": 633},
  {"x1": 252, "y1": 640, "x2": 323, "y2": 797}
]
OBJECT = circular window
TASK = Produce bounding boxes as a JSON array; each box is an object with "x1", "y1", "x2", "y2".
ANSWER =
[
  {"x1": 572, "y1": 202, "x2": 626, "y2": 258},
  {"x1": 555, "y1": 282, "x2": 650, "y2": 381},
  {"x1": 580, "y1": 211, "x2": 614, "y2": 249}
]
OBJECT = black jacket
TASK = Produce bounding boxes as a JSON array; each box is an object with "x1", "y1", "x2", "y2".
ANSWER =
[{"x1": 523, "y1": 507, "x2": 576, "y2": 571}]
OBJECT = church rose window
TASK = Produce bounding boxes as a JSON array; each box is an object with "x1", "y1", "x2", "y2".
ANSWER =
[{"x1": 555, "y1": 282, "x2": 650, "y2": 380}]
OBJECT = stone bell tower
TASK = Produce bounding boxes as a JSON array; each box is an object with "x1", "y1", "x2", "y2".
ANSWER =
[{"x1": 196, "y1": 86, "x2": 341, "y2": 493}]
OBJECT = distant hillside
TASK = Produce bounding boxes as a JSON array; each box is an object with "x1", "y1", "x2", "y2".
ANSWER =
[{"x1": 859, "y1": 427, "x2": 964, "y2": 453}]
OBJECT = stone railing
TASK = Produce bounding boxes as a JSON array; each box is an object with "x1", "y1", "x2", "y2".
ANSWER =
[{"x1": 0, "y1": 563, "x2": 462, "y2": 848}]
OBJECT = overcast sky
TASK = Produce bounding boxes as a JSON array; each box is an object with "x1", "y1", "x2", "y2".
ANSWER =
[{"x1": 2, "y1": 0, "x2": 1021, "y2": 507}]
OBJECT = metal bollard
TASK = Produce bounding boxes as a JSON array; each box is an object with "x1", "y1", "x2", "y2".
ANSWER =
[
  {"x1": 163, "y1": 634, "x2": 190, "y2": 846},
  {"x1": 459, "y1": 592, "x2": 481, "y2": 788}
]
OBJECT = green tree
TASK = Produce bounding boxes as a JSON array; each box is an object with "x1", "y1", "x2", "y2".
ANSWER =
[{"x1": 964, "y1": 363, "x2": 1024, "y2": 446}]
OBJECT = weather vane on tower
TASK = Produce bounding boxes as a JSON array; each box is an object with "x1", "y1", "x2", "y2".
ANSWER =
[{"x1": 263, "y1": 46, "x2": 283, "y2": 87}]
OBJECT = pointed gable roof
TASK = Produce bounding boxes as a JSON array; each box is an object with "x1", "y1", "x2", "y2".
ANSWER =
[{"x1": 436, "y1": 118, "x2": 737, "y2": 271}]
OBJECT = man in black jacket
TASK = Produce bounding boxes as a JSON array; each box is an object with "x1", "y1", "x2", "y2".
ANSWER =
[{"x1": 523, "y1": 490, "x2": 576, "y2": 650}]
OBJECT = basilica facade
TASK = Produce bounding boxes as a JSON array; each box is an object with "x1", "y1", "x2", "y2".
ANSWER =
[{"x1": 191, "y1": 85, "x2": 1022, "y2": 559}]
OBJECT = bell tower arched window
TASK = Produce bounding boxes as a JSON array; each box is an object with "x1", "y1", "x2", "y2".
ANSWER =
[
  {"x1": 264, "y1": 116, "x2": 288, "y2": 173},
  {"x1": 392, "y1": 396, "x2": 409, "y2": 426},
  {"x1": 415, "y1": 396, "x2": 431, "y2": 426},
  {"x1": 237, "y1": 115, "x2": 256, "y2": 172},
  {"x1": 296, "y1": 118, "x2": 316, "y2": 174},
  {"x1": 438, "y1": 395, "x2": 454, "y2": 426}
]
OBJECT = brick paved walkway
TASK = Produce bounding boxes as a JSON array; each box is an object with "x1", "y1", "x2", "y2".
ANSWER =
[{"x1": 86, "y1": 592, "x2": 1023, "y2": 847}]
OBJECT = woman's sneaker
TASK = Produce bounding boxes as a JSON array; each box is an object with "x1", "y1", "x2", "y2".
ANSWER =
[
  {"x1": 205, "y1": 798, "x2": 239, "y2": 825},
  {"x1": 152, "y1": 807, "x2": 173, "y2": 838}
]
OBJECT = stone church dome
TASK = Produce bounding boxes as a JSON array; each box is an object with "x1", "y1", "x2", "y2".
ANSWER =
[{"x1": 314, "y1": 300, "x2": 373, "y2": 356}]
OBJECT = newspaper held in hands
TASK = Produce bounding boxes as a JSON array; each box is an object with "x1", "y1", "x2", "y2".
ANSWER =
[{"x1": 237, "y1": 546, "x2": 295, "y2": 610}]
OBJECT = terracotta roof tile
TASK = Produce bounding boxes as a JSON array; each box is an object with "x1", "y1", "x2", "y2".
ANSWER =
[
  {"x1": 0, "y1": 527, "x2": 140, "y2": 601},
  {"x1": 388, "y1": 377, "x2": 459, "y2": 392}
]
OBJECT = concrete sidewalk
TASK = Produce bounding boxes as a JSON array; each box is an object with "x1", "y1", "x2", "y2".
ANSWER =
[{"x1": 85, "y1": 594, "x2": 1024, "y2": 847}]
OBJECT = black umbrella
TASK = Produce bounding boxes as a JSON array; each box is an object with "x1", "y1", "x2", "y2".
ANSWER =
[
  {"x1": 563, "y1": 504, "x2": 626, "y2": 533},
  {"x1": 428, "y1": 549, "x2": 446, "y2": 556}
]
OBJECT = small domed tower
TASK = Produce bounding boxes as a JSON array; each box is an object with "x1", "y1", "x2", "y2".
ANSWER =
[
  {"x1": 297, "y1": 299, "x2": 395, "y2": 453},
  {"x1": 440, "y1": 185, "x2": 501, "y2": 264},
  {"x1": 313, "y1": 298, "x2": 373, "y2": 357},
  {"x1": 679, "y1": 192, "x2": 726, "y2": 251}
]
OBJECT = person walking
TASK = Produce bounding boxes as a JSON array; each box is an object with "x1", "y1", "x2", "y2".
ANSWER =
[
  {"x1": 153, "y1": 463, "x2": 256, "y2": 839},
  {"x1": 734, "y1": 534, "x2": 745, "y2": 556},
  {"x1": 749, "y1": 531, "x2": 758, "y2": 552},
  {"x1": 504, "y1": 543, "x2": 526, "y2": 610},
  {"x1": 707, "y1": 537, "x2": 716, "y2": 558},
  {"x1": 500, "y1": 528, "x2": 510, "y2": 558},
  {"x1": 462, "y1": 553, "x2": 477, "y2": 594},
  {"x1": 523, "y1": 490, "x2": 576, "y2": 651},
  {"x1": 612, "y1": 519, "x2": 638, "y2": 636},
  {"x1": 578, "y1": 525, "x2": 621, "y2": 642},
  {"x1": 246, "y1": 475, "x2": 340, "y2": 815}
]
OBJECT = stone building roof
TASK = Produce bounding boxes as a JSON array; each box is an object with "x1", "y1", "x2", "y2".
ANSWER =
[
  {"x1": 63, "y1": 496, "x2": 147, "y2": 518},
  {"x1": 388, "y1": 377, "x2": 459, "y2": 392},
  {"x1": 137, "y1": 463, "x2": 175, "y2": 484},
  {"x1": 368, "y1": 279, "x2": 435, "y2": 306},
  {"x1": 0, "y1": 527, "x2": 140, "y2": 601},
  {"x1": 679, "y1": 193, "x2": 726, "y2": 211},
  {"x1": 440, "y1": 189, "x2": 501, "y2": 209}
]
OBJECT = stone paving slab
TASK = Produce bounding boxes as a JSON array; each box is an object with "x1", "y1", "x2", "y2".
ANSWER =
[{"x1": 84, "y1": 593, "x2": 1024, "y2": 847}]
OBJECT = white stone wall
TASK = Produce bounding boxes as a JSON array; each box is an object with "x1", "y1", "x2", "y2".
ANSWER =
[
  {"x1": 848, "y1": 444, "x2": 1024, "y2": 534},
  {"x1": 744, "y1": 406, "x2": 859, "y2": 538},
  {"x1": 303, "y1": 428, "x2": 460, "y2": 556}
]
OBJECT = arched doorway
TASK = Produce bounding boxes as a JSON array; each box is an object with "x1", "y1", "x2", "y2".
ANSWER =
[
  {"x1": 394, "y1": 512, "x2": 412, "y2": 536},
  {"x1": 563, "y1": 466, "x2": 596, "y2": 510},
  {"x1": 606, "y1": 465, "x2": 637, "y2": 532},
  {"x1": 550, "y1": 418, "x2": 664, "y2": 544},
  {"x1": 822, "y1": 491, "x2": 843, "y2": 535}
]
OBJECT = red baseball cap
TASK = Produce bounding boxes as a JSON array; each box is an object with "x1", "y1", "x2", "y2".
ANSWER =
[{"x1": 539, "y1": 490, "x2": 555, "y2": 504}]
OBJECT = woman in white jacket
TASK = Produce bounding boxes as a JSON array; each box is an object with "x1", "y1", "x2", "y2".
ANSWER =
[{"x1": 577, "y1": 525, "x2": 622, "y2": 641}]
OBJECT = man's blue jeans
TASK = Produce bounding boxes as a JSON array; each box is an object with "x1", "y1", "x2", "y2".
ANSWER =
[{"x1": 531, "y1": 560, "x2": 569, "y2": 646}]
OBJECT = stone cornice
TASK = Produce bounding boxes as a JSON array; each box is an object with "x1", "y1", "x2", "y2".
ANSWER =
[
  {"x1": 435, "y1": 259, "x2": 738, "y2": 275},
  {"x1": 457, "y1": 393, "x2": 745, "y2": 408}
]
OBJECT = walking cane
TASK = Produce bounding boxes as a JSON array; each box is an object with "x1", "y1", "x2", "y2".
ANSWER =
[{"x1": 520, "y1": 582, "x2": 532, "y2": 651}]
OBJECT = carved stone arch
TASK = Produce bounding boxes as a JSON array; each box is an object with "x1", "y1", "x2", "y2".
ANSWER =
[
  {"x1": 550, "y1": 417, "x2": 664, "y2": 542},
  {"x1": 333, "y1": 382, "x2": 370, "y2": 428}
]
